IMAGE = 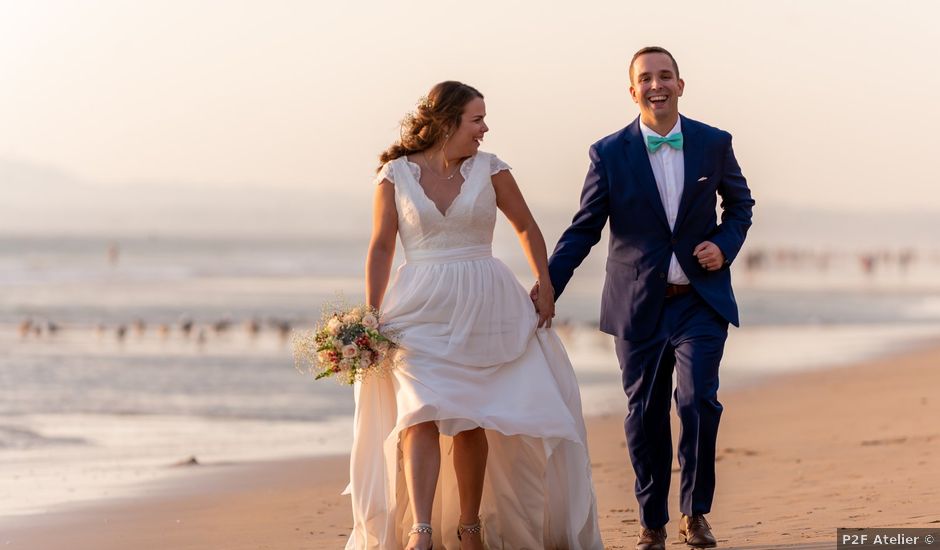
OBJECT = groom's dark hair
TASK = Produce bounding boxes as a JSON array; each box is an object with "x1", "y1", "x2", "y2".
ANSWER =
[{"x1": 629, "y1": 46, "x2": 680, "y2": 84}]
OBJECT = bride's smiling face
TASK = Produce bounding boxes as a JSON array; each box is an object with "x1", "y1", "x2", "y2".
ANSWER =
[{"x1": 448, "y1": 97, "x2": 488, "y2": 158}]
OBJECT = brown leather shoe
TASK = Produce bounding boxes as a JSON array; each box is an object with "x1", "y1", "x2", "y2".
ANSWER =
[
  {"x1": 679, "y1": 514, "x2": 717, "y2": 547},
  {"x1": 636, "y1": 526, "x2": 667, "y2": 550}
]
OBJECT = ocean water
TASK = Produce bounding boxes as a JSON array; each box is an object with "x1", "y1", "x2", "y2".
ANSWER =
[{"x1": 2, "y1": 235, "x2": 940, "y2": 517}]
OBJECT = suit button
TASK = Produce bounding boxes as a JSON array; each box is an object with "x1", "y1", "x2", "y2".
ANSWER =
[
  {"x1": 659, "y1": 272, "x2": 666, "y2": 279},
  {"x1": 670, "y1": 238, "x2": 678, "y2": 245}
]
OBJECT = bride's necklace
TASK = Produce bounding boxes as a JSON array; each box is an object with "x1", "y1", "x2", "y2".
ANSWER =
[{"x1": 422, "y1": 152, "x2": 460, "y2": 181}]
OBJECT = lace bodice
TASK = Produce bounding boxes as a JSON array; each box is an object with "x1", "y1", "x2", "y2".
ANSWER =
[{"x1": 375, "y1": 152, "x2": 511, "y2": 252}]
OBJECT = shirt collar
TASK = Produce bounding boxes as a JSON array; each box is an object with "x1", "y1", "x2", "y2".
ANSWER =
[{"x1": 639, "y1": 117, "x2": 682, "y2": 140}]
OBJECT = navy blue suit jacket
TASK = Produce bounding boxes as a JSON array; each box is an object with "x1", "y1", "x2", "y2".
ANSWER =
[{"x1": 548, "y1": 115, "x2": 755, "y2": 340}]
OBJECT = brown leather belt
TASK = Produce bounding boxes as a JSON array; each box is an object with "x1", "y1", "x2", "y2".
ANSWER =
[{"x1": 665, "y1": 284, "x2": 693, "y2": 298}]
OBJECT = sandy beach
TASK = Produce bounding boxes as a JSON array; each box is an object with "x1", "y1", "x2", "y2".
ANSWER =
[{"x1": 3, "y1": 343, "x2": 938, "y2": 550}]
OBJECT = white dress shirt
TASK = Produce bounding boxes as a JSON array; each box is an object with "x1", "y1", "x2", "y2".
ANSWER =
[{"x1": 639, "y1": 118, "x2": 689, "y2": 285}]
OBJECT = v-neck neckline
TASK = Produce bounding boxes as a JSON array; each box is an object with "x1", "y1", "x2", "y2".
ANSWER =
[{"x1": 404, "y1": 155, "x2": 474, "y2": 218}]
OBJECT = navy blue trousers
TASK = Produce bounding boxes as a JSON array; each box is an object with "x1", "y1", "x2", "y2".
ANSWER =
[{"x1": 614, "y1": 290, "x2": 729, "y2": 529}]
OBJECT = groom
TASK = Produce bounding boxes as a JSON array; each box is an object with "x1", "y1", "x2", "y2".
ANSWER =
[{"x1": 541, "y1": 47, "x2": 754, "y2": 549}]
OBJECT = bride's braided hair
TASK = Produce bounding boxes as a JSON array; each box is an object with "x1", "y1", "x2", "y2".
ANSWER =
[{"x1": 378, "y1": 81, "x2": 483, "y2": 171}]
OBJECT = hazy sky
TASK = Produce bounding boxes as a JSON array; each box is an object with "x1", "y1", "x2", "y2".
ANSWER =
[{"x1": 3, "y1": 0, "x2": 939, "y2": 217}]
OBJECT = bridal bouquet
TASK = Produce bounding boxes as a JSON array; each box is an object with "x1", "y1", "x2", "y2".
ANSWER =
[{"x1": 292, "y1": 304, "x2": 398, "y2": 384}]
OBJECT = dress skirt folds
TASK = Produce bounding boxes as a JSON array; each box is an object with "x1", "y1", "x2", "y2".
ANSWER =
[{"x1": 343, "y1": 153, "x2": 602, "y2": 549}]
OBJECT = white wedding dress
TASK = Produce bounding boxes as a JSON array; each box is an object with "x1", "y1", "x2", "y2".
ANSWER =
[{"x1": 344, "y1": 152, "x2": 602, "y2": 550}]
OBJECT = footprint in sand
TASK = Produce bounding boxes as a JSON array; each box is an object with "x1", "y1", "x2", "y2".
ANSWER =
[
  {"x1": 861, "y1": 436, "x2": 908, "y2": 446},
  {"x1": 721, "y1": 447, "x2": 760, "y2": 456}
]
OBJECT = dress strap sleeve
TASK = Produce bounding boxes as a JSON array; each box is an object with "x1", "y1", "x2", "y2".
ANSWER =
[
  {"x1": 373, "y1": 161, "x2": 395, "y2": 185},
  {"x1": 489, "y1": 154, "x2": 512, "y2": 176}
]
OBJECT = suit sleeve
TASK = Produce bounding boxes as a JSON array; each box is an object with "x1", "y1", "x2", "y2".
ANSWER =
[
  {"x1": 548, "y1": 144, "x2": 610, "y2": 300},
  {"x1": 709, "y1": 134, "x2": 755, "y2": 266}
]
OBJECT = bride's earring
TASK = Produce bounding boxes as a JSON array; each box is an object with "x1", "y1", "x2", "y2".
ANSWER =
[{"x1": 440, "y1": 133, "x2": 450, "y2": 167}]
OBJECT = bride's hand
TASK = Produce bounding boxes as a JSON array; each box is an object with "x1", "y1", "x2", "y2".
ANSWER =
[{"x1": 533, "y1": 281, "x2": 555, "y2": 328}]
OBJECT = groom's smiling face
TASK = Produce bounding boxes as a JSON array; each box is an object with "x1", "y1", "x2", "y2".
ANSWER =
[{"x1": 629, "y1": 52, "x2": 684, "y2": 126}]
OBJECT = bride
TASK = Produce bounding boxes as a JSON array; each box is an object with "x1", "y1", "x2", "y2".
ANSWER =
[{"x1": 347, "y1": 81, "x2": 602, "y2": 550}]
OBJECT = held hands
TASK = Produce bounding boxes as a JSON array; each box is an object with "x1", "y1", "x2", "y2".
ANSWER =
[
  {"x1": 693, "y1": 241, "x2": 725, "y2": 271},
  {"x1": 529, "y1": 281, "x2": 555, "y2": 328}
]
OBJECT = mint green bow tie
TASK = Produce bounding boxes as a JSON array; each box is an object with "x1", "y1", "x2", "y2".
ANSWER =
[{"x1": 646, "y1": 133, "x2": 684, "y2": 153}]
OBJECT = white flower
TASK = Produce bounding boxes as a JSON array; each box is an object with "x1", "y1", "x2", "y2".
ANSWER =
[
  {"x1": 326, "y1": 317, "x2": 342, "y2": 335},
  {"x1": 342, "y1": 343, "x2": 359, "y2": 358},
  {"x1": 361, "y1": 313, "x2": 378, "y2": 329},
  {"x1": 359, "y1": 350, "x2": 374, "y2": 365},
  {"x1": 331, "y1": 338, "x2": 344, "y2": 351}
]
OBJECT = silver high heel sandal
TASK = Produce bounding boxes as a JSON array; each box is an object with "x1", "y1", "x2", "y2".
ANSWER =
[
  {"x1": 409, "y1": 523, "x2": 433, "y2": 550},
  {"x1": 456, "y1": 518, "x2": 482, "y2": 545}
]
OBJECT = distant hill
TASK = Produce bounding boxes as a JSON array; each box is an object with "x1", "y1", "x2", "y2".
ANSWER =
[
  {"x1": 1, "y1": 158, "x2": 360, "y2": 238},
  {"x1": 3, "y1": 157, "x2": 938, "y2": 249}
]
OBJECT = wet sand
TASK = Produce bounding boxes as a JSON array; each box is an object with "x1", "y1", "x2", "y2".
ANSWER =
[{"x1": 3, "y1": 344, "x2": 939, "y2": 549}]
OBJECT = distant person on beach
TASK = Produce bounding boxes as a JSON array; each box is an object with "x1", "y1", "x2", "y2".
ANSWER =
[
  {"x1": 107, "y1": 242, "x2": 120, "y2": 266},
  {"x1": 541, "y1": 46, "x2": 755, "y2": 550},
  {"x1": 350, "y1": 81, "x2": 603, "y2": 549}
]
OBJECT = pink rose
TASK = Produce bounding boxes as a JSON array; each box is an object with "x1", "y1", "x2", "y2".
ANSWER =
[
  {"x1": 326, "y1": 317, "x2": 342, "y2": 335},
  {"x1": 341, "y1": 344, "x2": 359, "y2": 358},
  {"x1": 362, "y1": 313, "x2": 378, "y2": 329}
]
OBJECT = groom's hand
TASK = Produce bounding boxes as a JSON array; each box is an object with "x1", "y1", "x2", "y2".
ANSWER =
[{"x1": 694, "y1": 241, "x2": 726, "y2": 271}]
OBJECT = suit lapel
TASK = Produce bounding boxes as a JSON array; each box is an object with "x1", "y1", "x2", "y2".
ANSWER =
[
  {"x1": 623, "y1": 118, "x2": 670, "y2": 231},
  {"x1": 675, "y1": 116, "x2": 704, "y2": 231}
]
